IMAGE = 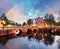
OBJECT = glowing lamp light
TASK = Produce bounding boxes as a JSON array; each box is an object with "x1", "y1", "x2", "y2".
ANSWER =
[
  {"x1": 46, "y1": 24, "x2": 48, "y2": 27},
  {"x1": 45, "y1": 34, "x2": 47, "y2": 36},
  {"x1": 51, "y1": 30, "x2": 54, "y2": 33},
  {"x1": 33, "y1": 24, "x2": 36, "y2": 27},
  {"x1": 42, "y1": 35, "x2": 44, "y2": 38},
  {"x1": 54, "y1": 29, "x2": 57, "y2": 32},
  {"x1": 1, "y1": 20, "x2": 6, "y2": 26}
]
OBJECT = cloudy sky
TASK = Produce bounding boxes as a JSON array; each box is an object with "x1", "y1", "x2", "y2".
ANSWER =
[{"x1": 0, "y1": 0, "x2": 60, "y2": 24}]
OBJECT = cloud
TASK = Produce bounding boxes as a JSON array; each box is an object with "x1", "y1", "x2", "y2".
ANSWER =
[
  {"x1": 0, "y1": 0, "x2": 60, "y2": 23},
  {"x1": 6, "y1": 4, "x2": 28, "y2": 24},
  {"x1": 44, "y1": 0, "x2": 60, "y2": 22}
]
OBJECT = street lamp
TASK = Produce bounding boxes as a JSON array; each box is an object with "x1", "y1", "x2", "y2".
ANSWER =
[{"x1": 1, "y1": 20, "x2": 6, "y2": 30}]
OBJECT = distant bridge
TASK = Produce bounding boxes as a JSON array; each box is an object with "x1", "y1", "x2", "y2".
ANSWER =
[{"x1": 0, "y1": 26, "x2": 60, "y2": 36}]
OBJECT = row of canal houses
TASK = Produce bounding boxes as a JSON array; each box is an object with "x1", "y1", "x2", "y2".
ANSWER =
[{"x1": 32, "y1": 17, "x2": 55, "y2": 28}]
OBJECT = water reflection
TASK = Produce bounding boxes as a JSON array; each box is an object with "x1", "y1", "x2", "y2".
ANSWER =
[
  {"x1": 0, "y1": 44, "x2": 8, "y2": 49},
  {"x1": 44, "y1": 35, "x2": 54, "y2": 45},
  {"x1": 57, "y1": 37, "x2": 60, "y2": 49},
  {"x1": 6, "y1": 36, "x2": 60, "y2": 49},
  {"x1": 0, "y1": 33, "x2": 16, "y2": 45},
  {"x1": 0, "y1": 32, "x2": 60, "y2": 49}
]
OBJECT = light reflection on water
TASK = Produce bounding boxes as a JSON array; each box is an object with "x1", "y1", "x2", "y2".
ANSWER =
[{"x1": 0, "y1": 35, "x2": 60, "y2": 49}]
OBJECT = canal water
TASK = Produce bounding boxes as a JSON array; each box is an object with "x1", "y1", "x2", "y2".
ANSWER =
[{"x1": 0, "y1": 34, "x2": 60, "y2": 49}]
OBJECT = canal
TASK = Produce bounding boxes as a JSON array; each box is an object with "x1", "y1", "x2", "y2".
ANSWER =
[{"x1": 0, "y1": 32, "x2": 60, "y2": 49}]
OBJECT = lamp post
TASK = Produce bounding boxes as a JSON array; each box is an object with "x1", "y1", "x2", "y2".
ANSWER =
[{"x1": 1, "y1": 20, "x2": 6, "y2": 31}]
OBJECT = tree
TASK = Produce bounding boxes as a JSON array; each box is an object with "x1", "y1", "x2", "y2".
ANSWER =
[
  {"x1": 57, "y1": 11, "x2": 60, "y2": 22},
  {"x1": 49, "y1": 14, "x2": 55, "y2": 21},
  {"x1": 0, "y1": 13, "x2": 8, "y2": 26},
  {"x1": 44, "y1": 14, "x2": 49, "y2": 20},
  {"x1": 56, "y1": 22, "x2": 60, "y2": 26},
  {"x1": 44, "y1": 34, "x2": 54, "y2": 45},
  {"x1": 27, "y1": 19, "x2": 33, "y2": 25},
  {"x1": 44, "y1": 14, "x2": 55, "y2": 21},
  {"x1": 22, "y1": 22, "x2": 26, "y2": 26},
  {"x1": 1, "y1": 13, "x2": 6, "y2": 19},
  {"x1": 44, "y1": 14, "x2": 56, "y2": 25},
  {"x1": 0, "y1": 13, "x2": 20, "y2": 26}
]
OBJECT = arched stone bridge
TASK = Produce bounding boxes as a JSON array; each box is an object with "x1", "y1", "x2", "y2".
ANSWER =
[{"x1": 0, "y1": 26, "x2": 60, "y2": 36}]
